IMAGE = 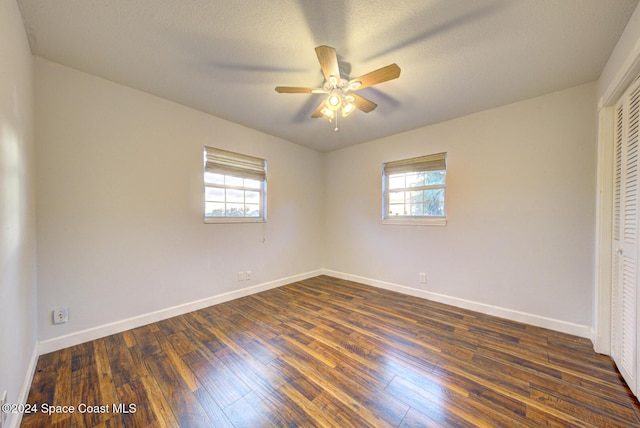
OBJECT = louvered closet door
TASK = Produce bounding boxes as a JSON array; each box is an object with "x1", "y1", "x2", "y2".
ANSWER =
[{"x1": 612, "y1": 77, "x2": 640, "y2": 395}]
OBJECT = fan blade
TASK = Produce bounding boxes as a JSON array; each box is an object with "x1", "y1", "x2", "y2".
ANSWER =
[
  {"x1": 311, "y1": 100, "x2": 326, "y2": 118},
  {"x1": 348, "y1": 63, "x2": 401, "y2": 90},
  {"x1": 315, "y1": 45, "x2": 340, "y2": 83},
  {"x1": 350, "y1": 94, "x2": 377, "y2": 113},
  {"x1": 275, "y1": 86, "x2": 317, "y2": 93}
]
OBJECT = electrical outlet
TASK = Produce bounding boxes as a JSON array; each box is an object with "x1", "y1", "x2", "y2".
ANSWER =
[
  {"x1": 238, "y1": 271, "x2": 246, "y2": 281},
  {"x1": 246, "y1": 270, "x2": 252, "y2": 281},
  {"x1": 419, "y1": 273, "x2": 426, "y2": 284},
  {"x1": 1, "y1": 389, "x2": 7, "y2": 428},
  {"x1": 52, "y1": 307, "x2": 68, "y2": 324}
]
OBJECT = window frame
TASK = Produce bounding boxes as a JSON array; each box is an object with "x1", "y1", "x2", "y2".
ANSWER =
[
  {"x1": 382, "y1": 152, "x2": 447, "y2": 226},
  {"x1": 203, "y1": 146, "x2": 267, "y2": 224}
]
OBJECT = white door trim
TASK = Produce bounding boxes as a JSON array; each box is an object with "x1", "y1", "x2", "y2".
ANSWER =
[{"x1": 595, "y1": 37, "x2": 640, "y2": 355}]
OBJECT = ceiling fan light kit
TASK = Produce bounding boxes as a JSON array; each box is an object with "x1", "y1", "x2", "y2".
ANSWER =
[
  {"x1": 275, "y1": 45, "x2": 400, "y2": 131},
  {"x1": 327, "y1": 92, "x2": 342, "y2": 110}
]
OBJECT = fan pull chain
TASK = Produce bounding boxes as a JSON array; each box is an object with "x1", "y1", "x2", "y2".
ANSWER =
[{"x1": 334, "y1": 112, "x2": 339, "y2": 132}]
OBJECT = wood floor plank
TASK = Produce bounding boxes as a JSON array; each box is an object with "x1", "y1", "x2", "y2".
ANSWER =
[
  {"x1": 180, "y1": 349, "x2": 251, "y2": 409},
  {"x1": 530, "y1": 383, "x2": 638, "y2": 427},
  {"x1": 222, "y1": 391, "x2": 278, "y2": 428},
  {"x1": 138, "y1": 374, "x2": 180, "y2": 428},
  {"x1": 50, "y1": 347, "x2": 72, "y2": 426},
  {"x1": 20, "y1": 352, "x2": 63, "y2": 428},
  {"x1": 276, "y1": 350, "x2": 408, "y2": 427},
  {"x1": 385, "y1": 375, "x2": 477, "y2": 428},
  {"x1": 261, "y1": 385, "x2": 324, "y2": 427},
  {"x1": 143, "y1": 351, "x2": 214, "y2": 427},
  {"x1": 311, "y1": 390, "x2": 381, "y2": 428},
  {"x1": 213, "y1": 345, "x2": 287, "y2": 399},
  {"x1": 162, "y1": 330, "x2": 198, "y2": 356},
  {"x1": 389, "y1": 372, "x2": 537, "y2": 427},
  {"x1": 115, "y1": 379, "x2": 157, "y2": 427},
  {"x1": 191, "y1": 387, "x2": 235, "y2": 428},
  {"x1": 93, "y1": 339, "x2": 119, "y2": 406},
  {"x1": 130, "y1": 324, "x2": 162, "y2": 356},
  {"x1": 399, "y1": 407, "x2": 445, "y2": 428},
  {"x1": 157, "y1": 338, "x2": 201, "y2": 392},
  {"x1": 103, "y1": 333, "x2": 147, "y2": 387},
  {"x1": 21, "y1": 275, "x2": 640, "y2": 427},
  {"x1": 273, "y1": 381, "x2": 340, "y2": 426},
  {"x1": 69, "y1": 364, "x2": 103, "y2": 427}
]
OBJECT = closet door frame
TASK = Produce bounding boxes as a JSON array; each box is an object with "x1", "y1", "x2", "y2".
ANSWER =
[
  {"x1": 611, "y1": 82, "x2": 640, "y2": 392},
  {"x1": 594, "y1": 31, "x2": 640, "y2": 400}
]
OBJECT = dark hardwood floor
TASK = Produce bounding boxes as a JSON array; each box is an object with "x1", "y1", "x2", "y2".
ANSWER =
[{"x1": 21, "y1": 275, "x2": 640, "y2": 427}]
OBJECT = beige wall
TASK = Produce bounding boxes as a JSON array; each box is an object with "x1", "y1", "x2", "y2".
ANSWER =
[
  {"x1": 324, "y1": 83, "x2": 597, "y2": 331},
  {"x1": 35, "y1": 58, "x2": 325, "y2": 343},
  {"x1": 0, "y1": 0, "x2": 38, "y2": 426}
]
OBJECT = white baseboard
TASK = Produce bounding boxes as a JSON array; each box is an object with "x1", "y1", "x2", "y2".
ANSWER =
[
  {"x1": 37, "y1": 268, "x2": 592, "y2": 355},
  {"x1": 38, "y1": 270, "x2": 323, "y2": 355},
  {"x1": 6, "y1": 342, "x2": 39, "y2": 428},
  {"x1": 322, "y1": 269, "x2": 592, "y2": 339},
  {"x1": 592, "y1": 329, "x2": 610, "y2": 355}
]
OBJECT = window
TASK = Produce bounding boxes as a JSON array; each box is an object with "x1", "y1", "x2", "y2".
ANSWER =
[
  {"x1": 204, "y1": 146, "x2": 266, "y2": 223},
  {"x1": 382, "y1": 152, "x2": 447, "y2": 225}
]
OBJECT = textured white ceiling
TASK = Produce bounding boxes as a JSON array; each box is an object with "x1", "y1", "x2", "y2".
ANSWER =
[{"x1": 17, "y1": 0, "x2": 639, "y2": 152}]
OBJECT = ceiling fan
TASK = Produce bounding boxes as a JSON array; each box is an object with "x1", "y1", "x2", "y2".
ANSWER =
[{"x1": 275, "y1": 45, "x2": 401, "y2": 130}]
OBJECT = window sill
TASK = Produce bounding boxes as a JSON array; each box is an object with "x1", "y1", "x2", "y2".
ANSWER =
[
  {"x1": 204, "y1": 217, "x2": 266, "y2": 224},
  {"x1": 382, "y1": 218, "x2": 447, "y2": 226}
]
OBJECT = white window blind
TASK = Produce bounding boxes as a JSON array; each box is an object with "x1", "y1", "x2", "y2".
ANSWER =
[
  {"x1": 383, "y1": 152, "x2": 447, "y2": 175},
  {"x1": 204, "y1": 146, "x2": 267, "y2": 223},
  {"x1": 205, "y1": 147, "x2": 266, "y2": 181}
]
